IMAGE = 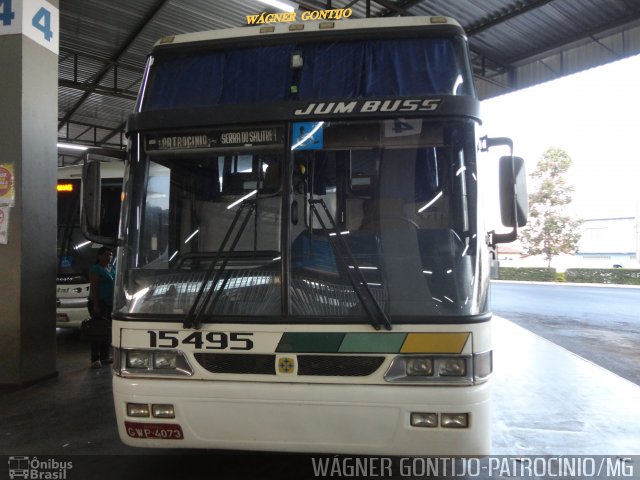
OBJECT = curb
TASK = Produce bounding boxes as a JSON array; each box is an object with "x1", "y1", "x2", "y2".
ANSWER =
[{"x1": 491, "y1": 279, "x2": 640, "y2": 289}]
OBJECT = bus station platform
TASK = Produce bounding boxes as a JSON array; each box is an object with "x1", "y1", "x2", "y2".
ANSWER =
[
  {"x1": 490, "y1": 317, "x2": 640, "y2": 455},
  {"x1": 0, "y1": 317, "x2": 638, "y2": 459}
]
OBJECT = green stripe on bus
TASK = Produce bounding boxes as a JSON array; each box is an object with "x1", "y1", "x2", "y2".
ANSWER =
[
  {"x1": 339, "y1": 333, "x2": 407, "y2": 353},
  {"x1": 276, "y1": 332, "x2": 345, "y2": 353}
]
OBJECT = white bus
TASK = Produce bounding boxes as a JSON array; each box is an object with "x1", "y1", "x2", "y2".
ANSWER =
[
  {"x1": 83, "y1": 15, "x2": 526, "y2": 455},
  {"x1": 56, "y1": 149, "x2": 124, "y2": 328}
]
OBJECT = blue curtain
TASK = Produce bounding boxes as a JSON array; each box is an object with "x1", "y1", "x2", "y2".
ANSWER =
[
  {"x1": 144, "y1": 45, "x2": 294, "y2": 110},
  {"x1": 144, "y1": 54, "x2": 225, "y2": 110},
  {"x1": 142, "y1": 38, "x2": 467, "y2": 111},
  {"x1": 363, "y1": 39, "x2": 460, "y2": 97},
  {"x1": 221, "y1": 45, "x2": 294, "y2": 104},
  {"x1": 297, "y1": 41, "x2": 366, "y2": 99}
]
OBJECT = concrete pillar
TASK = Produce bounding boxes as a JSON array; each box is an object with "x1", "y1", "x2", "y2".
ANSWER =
[{"x1": 0, "y1": 0, "x2": 59, "y2": 388}]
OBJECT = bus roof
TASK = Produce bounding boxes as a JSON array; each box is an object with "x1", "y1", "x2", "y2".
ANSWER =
[{"x1": 152, "y1": 16, "x2": 465, "y2": 51}]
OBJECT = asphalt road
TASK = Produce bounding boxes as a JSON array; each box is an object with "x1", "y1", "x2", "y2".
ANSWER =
[{"x1": 491, "y1": 281, "x2": 640, "y2": 385}]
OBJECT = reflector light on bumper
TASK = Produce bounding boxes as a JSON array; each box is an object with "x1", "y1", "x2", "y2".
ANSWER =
[
  {"x1": 126, "y1": 403, "x2": 175, "y2": 419},
  {"x1": 410, "y1": 412, "x2": 470, "y2": 428},
  {"x1": 441, "y1": 413, "x2": 469, "y2": 428},
  {"x1": 126, "y1": 403, "x2": 150, "y2": 417},
  {"x1": 410, "y1": 412, "x2": 438, "y2": 427}
]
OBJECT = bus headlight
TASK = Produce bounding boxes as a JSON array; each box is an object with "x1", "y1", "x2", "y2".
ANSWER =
[
  {"x1": 406, "y1": 358, "x2": 433, "y2": 376},
  {"x1": 384, "y1": 355, "x2": 472, "y2": 383},
  {"x1": 437, "y1": 357, "x2": 466, "y2": 376},
  {"x1": 127, "y1": 351, "x2": 152, "y2": 369},
  {"x1": 118, "y1": 348, "x2": 194, "y2": 377},
  {"x1": 154, "y1": 351, "x2": 178, "y2": 369}
]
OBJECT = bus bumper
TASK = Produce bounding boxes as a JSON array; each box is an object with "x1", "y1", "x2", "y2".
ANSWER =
[
  {"x1": 55, "y1": 305, "x2": 88, "y2": 329},
  {"x1": 113, "y1": 375, "x2": 491, "y2": 455}
]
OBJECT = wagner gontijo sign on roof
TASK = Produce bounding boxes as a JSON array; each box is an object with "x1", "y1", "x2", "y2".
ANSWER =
[{"x1": 246, "y1": 8, "x2": 353, "y2": 25}]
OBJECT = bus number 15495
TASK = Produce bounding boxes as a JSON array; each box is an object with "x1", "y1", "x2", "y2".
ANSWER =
[{"x1": 147, "y1": 330, "x2": 254, "y2": 350}]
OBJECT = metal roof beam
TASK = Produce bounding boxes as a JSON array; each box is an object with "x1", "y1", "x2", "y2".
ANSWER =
[
  {"x1": 469, "y1": 47, "x2": 512, "y2": 72},
  {"x1": 56, "y1": 135, "x2": 123, "y2": 149},
  {"x1": 59, "y1": 118, "x2": 122, "y2": 131},
  {"x1": 375, "y1": 0, "x2": 424, "y2": 17},
  {"x1": 465, "y1": 0, "x2": 554, "y2": 37},
  {"x1": 59, "y1": 48, "x2": 144, "y2": 74},
  {"x1": 58, "y1": 119, "x2": 125, "y2": 148},
  {"x1": 59, "y1": 80, "x2": 138, "y2": 101},
  {"x1": 57, "y1": 0, "x2": 171, "y2": 130},
  {"x1": 370, "y1": 0, "x2": 409, "y2": 16},
  {"x1": 505, "y1": 15, "x2": 640, "y2": 65},
  {"x1": 98, "y1": 121, "x2": 127, "y2": 146},
  {"x1": 290, "y1": 0, "x2": 327, "y2": 10}
]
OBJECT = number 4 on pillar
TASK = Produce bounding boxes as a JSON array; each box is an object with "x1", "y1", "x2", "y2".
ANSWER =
[{"x1": 0, "y1": 0, "x2": 57, "y2": 49}]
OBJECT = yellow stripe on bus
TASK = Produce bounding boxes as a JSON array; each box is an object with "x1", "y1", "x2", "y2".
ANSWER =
[{"x1": 400, "y1": 333, "x2": 470, "y2": 354}]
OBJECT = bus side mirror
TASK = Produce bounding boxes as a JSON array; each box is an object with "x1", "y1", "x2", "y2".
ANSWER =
[
  {"x1": 82, "y1": 160, "x2": 101, "y2": 232},
  {"x1": 499, "y1": 155, "x2": 528, "y2": 228},
  {"x1": 491, "y1": 156, "x2": 528, "y2": 245}
]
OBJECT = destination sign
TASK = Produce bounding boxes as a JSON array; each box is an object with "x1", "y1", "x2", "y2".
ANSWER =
[{"x1": 147, "y1": 127, "x2": 283, "y2": 151}]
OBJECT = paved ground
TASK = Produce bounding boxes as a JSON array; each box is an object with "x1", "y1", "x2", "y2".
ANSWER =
[
  {"x1": 1, "y1": 288, "x2": 639, "y2": 478},
  {"x1": 491, "y1": 281, "x2": 640, "y2": 385}
]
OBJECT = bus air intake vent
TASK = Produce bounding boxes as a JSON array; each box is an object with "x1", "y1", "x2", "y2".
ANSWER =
[
  {"x1": 193, "y1": 353, "x2": 385, "y2": 376},
  {"x1": 194, "y1": 353, "x2": 276, "y2": 375},
  {"x1": 297, "y1": 355, "x2": 384, "y2": 376}
]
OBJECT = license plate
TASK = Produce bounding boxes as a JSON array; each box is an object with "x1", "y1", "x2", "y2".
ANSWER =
[
  {"x1": 56, "y1": 313, "x2": 69, "y2": 322},
  {"x1": 125, "y1": 422, "x2": 184, "y2": 440}
]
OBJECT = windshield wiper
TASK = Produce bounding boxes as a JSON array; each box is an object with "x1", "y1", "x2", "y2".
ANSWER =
[
  {"x1": 308, "y1": 198, "x2": 392, "y2": 331},
  {"x1": 183, "y1": 200, "x2": 256, "y2": 329}
]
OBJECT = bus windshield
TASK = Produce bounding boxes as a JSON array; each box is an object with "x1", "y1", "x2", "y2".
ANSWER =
[
  {"x1": 57, "y1": 178, "x2": 89, "y2": 282},
  {"x1": 118, "y1": 118, "x2": 484, "y2": 323},
  {"x1": 57, "y1": 176, "x2": 121, "y2": 282}
]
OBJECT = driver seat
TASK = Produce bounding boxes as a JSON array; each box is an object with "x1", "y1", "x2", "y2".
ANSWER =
[{"x1": 361, "y1": 198, "x2": 414, "y2": 230}]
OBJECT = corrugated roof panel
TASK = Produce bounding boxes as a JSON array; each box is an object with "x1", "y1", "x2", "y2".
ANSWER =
[
  {"x1": 58, "y1": 87, "x2": 86, "y2": 113},
  {"x1": 56, "y1": 0, "x2": 640, "y2": 147},
  {"x1": 346, "y1": 0, "x2": 408, "y2": 18},
  {"x1": 117, "y1": 0, "x2": 260, "y2": 65},
  {"x1": 473, "y1": 0, "x2": 640, "y2": 63},
  {"x1": 407, "y1": 0, "x2": 503, "y2": 27},
  {"x1": 75, "y1": 94, "x2": 136, "y2": 124},
  {"x1": 58, "y1": 54, "x2": 106, "y2": 84},
  {"x1": 60, "y1": 0, "x2": 158, "y2": 59}
]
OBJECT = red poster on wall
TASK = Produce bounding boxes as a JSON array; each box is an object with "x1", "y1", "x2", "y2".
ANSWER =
[{"x1": 0, "y1": 164, "x2": 15, "y2": 206}]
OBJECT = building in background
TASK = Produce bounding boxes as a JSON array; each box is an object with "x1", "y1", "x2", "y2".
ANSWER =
[
  {"x1": 576, "y1": 217, "x2": 639, "y2": 269},
  {"x1": 496, "y1": 216, "x2": 640, "y2": 270}
]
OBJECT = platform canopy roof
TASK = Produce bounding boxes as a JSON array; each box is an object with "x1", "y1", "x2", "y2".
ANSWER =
[{"x1": 57, "y1": 0, "x2": 640, "y2": 164}]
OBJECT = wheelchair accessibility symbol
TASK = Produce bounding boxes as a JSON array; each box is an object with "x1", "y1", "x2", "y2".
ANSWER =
[{"x1": 291, "y1": 122, "x2": 324, "y2": 150}]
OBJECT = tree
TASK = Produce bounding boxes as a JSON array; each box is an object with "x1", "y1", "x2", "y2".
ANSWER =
[{"x1": 520, "y1": 147, "x2": 582, "y2": 267}]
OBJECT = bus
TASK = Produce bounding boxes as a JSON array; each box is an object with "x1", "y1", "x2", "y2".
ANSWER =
[
  {"x1": 82, "y1": 15, "x2": 527, "y2": 455},
  {"x1": 56, "y1": 149, "x2": 124, "y2": 328}
]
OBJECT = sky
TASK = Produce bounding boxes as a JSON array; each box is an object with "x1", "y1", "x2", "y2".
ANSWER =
[{"x1": 480, "y1": 54, "x2": 640, "y2": 221}]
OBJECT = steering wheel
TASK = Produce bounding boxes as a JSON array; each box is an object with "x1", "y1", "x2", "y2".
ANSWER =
[{"x1": 364, "y1": 216, "x2": 420, "y2": 230}]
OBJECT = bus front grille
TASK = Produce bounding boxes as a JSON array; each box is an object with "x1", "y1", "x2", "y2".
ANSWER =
[
  {"x1": 193, "y1": 353, "x2": 385, "y2": 377},
  {"x1": 297, "y1": 355, "x2": 385, "y2": 376},
  {"x1": 194, "y1": 353, "x2": 276, "y2": 375}
]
